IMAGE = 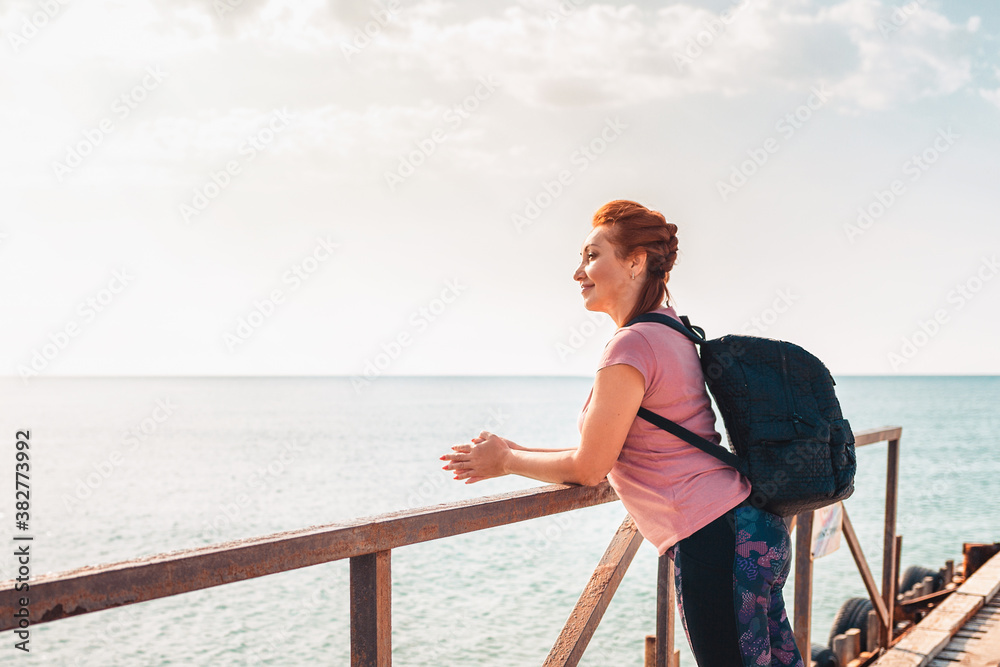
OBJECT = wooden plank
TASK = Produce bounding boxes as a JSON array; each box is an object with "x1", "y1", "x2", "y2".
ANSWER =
[
  {"x1": 351, "y1": 550, "x2": 391, "y2": 667},
  {"x1": 959, "y1": 552, "x2": 1000, "y2": 600},
  {"x1": 544, "y1": 516, "x2": 643, "y2": 667},
  {"x1": 868, "y1": 609, "x2": 882, "y2": 652},
  {"x1": 874, "y1": 552, "x2": 1000, "y2": 667},
  {"x1": 0, "y1": 481, "x2": 619, "y2": 631},
  {"x1": 793, "y1": 510, "x2": 814, "y2": 660},
  {"x1": 930, "y1": 593, "x2": 1000, "y2": 667},
  {"x1": 877, "y1": 628, "x2": 953, "y2": 666},
  {"x1": 842, "y1": 506, "x2": 891, "y2": 627},
  {"x1": 918, "y1": 592, "x2": 984, "y2": 634}
]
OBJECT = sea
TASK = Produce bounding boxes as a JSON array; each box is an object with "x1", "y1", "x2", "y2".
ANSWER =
[{"x1": 0, "y1": 376, "x2": 998, "y2": 666}]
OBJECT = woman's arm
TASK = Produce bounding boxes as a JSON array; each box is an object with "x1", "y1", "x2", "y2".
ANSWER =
[
  {"x1": 488, "y1": 436, "x2": 576, "y2": 453},
  {"x1": 441, "y1": 363, "x2": 645, "y2": 485}
]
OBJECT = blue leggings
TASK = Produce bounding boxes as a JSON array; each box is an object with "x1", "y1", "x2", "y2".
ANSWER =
[{"x1": 671, "y1": 504, "x2": 804, "y2": 667}]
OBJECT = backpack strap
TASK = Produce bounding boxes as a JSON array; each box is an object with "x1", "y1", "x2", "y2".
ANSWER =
[
  {"x1": 627, "y1": 312, "x2": 744, "y2": 475},
  {"x1": 626, "y1": 312, "x2": 706, "y2": 343},
  {"x1": 637, "y1": 407, "x2": 747, "y2": 475}
]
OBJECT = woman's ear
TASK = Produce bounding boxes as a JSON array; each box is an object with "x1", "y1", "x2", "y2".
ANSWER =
[{"x1": 629, "y1": 250, "x2": 648, "y2": 275}]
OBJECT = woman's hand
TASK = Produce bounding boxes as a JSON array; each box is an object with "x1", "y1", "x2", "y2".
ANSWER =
[
  {"x1": 438, "y1": 363, "x2": 641, "y2": 487},
  {"x1": 440, "y1": 431, "x2": 512, "y2": 484}
]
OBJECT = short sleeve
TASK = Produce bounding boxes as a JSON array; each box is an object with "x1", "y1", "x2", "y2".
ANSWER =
[{"x1": 598, "y1": 327, "x2": 655, "y2": 391}]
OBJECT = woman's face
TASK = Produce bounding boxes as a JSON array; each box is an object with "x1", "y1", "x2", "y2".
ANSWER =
[{"x1": 573, "y1": 226, "x2": 634, "y2": 315}]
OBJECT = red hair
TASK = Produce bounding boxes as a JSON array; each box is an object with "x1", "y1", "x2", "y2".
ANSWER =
[{"x1": 592, "y1": 200, "x2": 679, "y2": 325}]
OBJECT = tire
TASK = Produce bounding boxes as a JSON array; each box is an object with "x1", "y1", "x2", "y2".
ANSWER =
[
  {"x1": 899, "y1": 565, "x2": 942, "y2": 595},
  {"x1": 811, "y1": 643, "x2": 839, "y2": 667},
  {"x1": 828, "y1": 596, "x2": 873, "y2": 649}
]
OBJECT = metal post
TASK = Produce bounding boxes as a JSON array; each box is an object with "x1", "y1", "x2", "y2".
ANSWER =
[
  {"x1": 351, "y1": 550, "x2": 392, "y2": 667},
  {"x1": 881, "y1": 437, "x2": 900, "y2": 645},
  {"x1": 793, "y1": 510, "x2": 814, "y2": 660},
  {"x1": 656, "y1": 554, "x2": 676, "y2": 667}
]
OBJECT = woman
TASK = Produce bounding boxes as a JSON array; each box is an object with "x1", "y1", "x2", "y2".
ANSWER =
[{"x1": 440, "y1": 200, "x2": 803, "y2": 667}]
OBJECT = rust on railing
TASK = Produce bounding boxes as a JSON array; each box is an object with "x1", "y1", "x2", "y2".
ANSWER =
[
  {"x1": 0, "y1": 426, "x2": 903, "y2": 666},
  {"x1": 0, "y1": 482, "x2": 617, "y2": 632}
]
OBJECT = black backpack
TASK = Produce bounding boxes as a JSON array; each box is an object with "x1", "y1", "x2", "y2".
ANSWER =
[{"x1": 627, "y1": 312, "x2": 856, "y2": 517}]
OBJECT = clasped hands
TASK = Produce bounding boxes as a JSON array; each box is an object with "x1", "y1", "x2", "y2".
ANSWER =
[{"x1": 440, "y1": 431, "x2": 520, "y2": 484}]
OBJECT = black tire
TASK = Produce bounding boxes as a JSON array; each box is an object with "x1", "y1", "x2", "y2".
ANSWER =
[
  {"x1": 811, "y1": 643, "x2": 839, "y2": 667},
  {"x1": 828, "y1": 596, "x2": 873, "y2": 649},
  {"x1": 899, "y1": 565, "x2": 942, "y2": 595}
]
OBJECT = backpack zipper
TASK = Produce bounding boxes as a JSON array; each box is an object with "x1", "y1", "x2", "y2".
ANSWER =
[{"x1": 779, "y1": 343, "x2": 808, "y2": 429}]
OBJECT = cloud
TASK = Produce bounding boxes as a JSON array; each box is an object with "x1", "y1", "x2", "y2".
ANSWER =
[
  {"x1": 981, "y1": 85, "x2": 1000, "y2": 111},
  {"x1": 0, "y1": 0, "x2": 989, "y2": 192},
  {"x1": 306, "y1": 0, "x2": 981, "y2": 111},
  {"x1": 3, "y1": 0, "x2": 985, "y2": 113}
]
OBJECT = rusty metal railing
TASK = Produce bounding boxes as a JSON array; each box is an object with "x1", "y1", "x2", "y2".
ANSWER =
[
  {"x1": 0, "y1": 425, "x2": 902, "y2": 666},
  {"x1": 791, "y1": 425, "x2": 902, "y2": 659}
]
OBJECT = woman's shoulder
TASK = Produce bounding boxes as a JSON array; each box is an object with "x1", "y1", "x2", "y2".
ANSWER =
[{"x1": 606, "y1": 321, "x2": 654, "y2": 353}]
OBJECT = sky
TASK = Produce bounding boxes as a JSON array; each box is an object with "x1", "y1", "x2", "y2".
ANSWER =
[{"x1": 2, "y1": 0, "x2": 999, "y2": 379}]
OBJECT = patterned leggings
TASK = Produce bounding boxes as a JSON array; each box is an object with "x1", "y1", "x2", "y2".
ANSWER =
[{"x1": 671, "y1": 504, "x2": 804, "y2": 667}]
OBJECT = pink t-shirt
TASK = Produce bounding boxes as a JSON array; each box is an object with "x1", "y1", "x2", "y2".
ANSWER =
[{"x1": 578, "y1": 306, "x2": 751, "y2": 555}]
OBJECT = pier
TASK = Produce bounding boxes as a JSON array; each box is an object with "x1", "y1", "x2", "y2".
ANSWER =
[
  {"x1": 2, "y1": 426, "x2": 903, "y2": 665},
  {"x1": 874, "y1": 550, "x2": 1000, "y2": 667}
]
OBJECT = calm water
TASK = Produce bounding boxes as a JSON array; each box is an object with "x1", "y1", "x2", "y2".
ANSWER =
[{"x1": 0, "y1": 376, "x2": 998, "y2": 665}]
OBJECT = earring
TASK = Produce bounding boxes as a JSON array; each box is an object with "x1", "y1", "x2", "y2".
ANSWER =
[{"x1": 631, "y1": 271, "x2": 635, "y2": 280}]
